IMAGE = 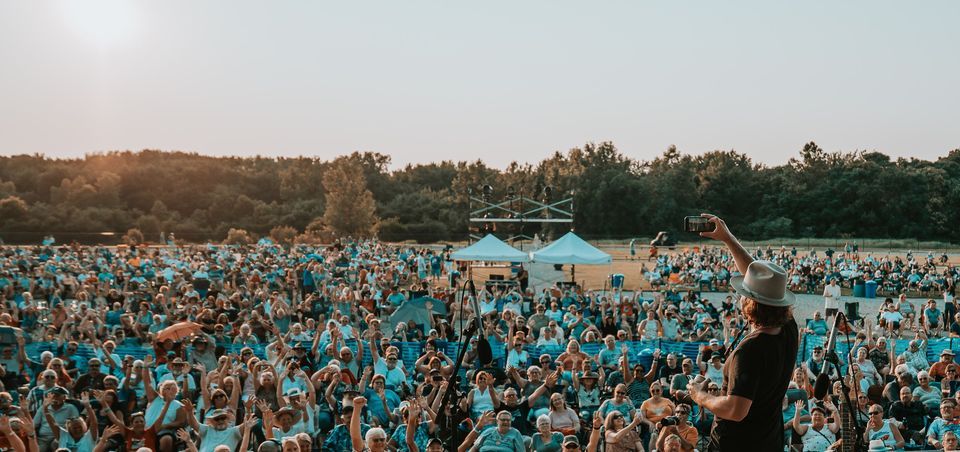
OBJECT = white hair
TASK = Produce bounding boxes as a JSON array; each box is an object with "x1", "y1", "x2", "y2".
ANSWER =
[{"x1": 365, "y1": 427, "x2": 386, "y2": 443}]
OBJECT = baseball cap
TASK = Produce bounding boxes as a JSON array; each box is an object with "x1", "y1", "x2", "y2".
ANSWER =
[
  {"x1": 49, "y1": 386, "x2": 69, "y2": 396},
  {"x1": 284, "y1": 388, "x2": 303, "y2": 398},
  {"x1": 208, "y1": 409, "x2": 230, "y2": 419},
  {"x1": 563, "y1": 435, "x2": 580, "y2": 447}
]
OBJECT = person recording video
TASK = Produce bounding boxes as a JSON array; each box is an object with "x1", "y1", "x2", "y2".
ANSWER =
[{"x1": 684, "y1": 214, "x2": 799, "y2": 451}]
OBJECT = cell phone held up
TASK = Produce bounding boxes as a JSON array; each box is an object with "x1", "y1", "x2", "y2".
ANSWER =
[{"x1": 684, "y1": 216, "x2": 716, "y2": 233}]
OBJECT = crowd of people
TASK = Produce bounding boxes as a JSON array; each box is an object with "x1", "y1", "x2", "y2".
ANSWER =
[
  {"x1": 642, "y1": 243, "x2": 956, "y2": 301},
  {"x1": 0, "y1": 235, "x2": 956, "y2": 452}
]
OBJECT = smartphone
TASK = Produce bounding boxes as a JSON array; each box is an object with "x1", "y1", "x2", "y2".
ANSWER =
[{"x1": 684, "y1": 216, "x2": 716, "y2": 233}]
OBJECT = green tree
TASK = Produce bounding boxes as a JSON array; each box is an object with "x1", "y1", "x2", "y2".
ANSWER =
[
  {"x1": 0, "y1": 196, "x2": 28, "y2": 223},
  {"x1": 322, "y1": 157, "x2": 379, "y2": 237}
]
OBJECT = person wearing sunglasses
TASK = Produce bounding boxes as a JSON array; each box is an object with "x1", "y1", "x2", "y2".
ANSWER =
[
  {"x1": 599, "y1": 384, "x2": 638, "y2": 425},
  {"x1": 34, "y1": 386, "x2": 78, "y2": 452},
  {"x1": 44, "y1": 391, "x2": 98, "y2": 452},
  {"x1": 349, "y1": 396, "x2": 389, "y2": 452},
  {"x1": 655, "y1": 403, "x2": 698, "y2": 452},
  {"x1": 25, "y1": 370, "x2": 59, "y2": 415},
  {"x1": 603, "y1": 410, "x2": 643, "y2": 452},
  {"x1": 928, "y1": 400, "x2": 959, "y2": 449},
  {"x1": 864, "y1": 403, "x2": 904, "y2": 450},
  {"x1": 791, "y1": 401, "x2": 839, "y2": 452},
  {"x1": 464, "y1": 410, "x2": 524, "y2": 452}
]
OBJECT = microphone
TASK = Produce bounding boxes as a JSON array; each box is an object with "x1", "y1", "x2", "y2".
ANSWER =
[
  {"x1": 813, "y1": 313, "x2": 845, "y2": 400},
  {"x1": 813, "y1": 370, "x2": 832, "y2": 400},
  {"x1": 465, "y1": 279, "x2": 492, "y2": 365}
]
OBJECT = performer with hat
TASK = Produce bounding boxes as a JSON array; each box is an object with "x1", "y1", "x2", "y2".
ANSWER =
[{"x1": 685, "y1": 214, "x2": 799, "y2": 451}]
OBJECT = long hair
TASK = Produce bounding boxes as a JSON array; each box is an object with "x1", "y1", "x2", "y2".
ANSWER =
[{"x1": 741, "y1": 298, "x2": 792, "y2": 328}]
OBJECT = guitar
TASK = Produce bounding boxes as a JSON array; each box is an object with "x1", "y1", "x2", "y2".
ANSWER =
[{"x1": 836, "y1": 391, "x2": 862, "y2": 452}]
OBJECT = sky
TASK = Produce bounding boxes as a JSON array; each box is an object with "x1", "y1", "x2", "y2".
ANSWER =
[{"x1": 1, "y1": 1, "x2": 958, "y2": 169}]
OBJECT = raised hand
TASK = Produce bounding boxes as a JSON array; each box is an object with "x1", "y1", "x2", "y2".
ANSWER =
[
  {"x1": 17, "y1": 412, "x2": 34, "y2": 435},
  {"x1": 176, "y1": 428, "x2": 191, "y2": 443},
  {"x1": 545, "y1": 371, "x2": 559, "y2": 386},
  {"x1": 478, "y1": 410, "x2": 495, "y2": 428},
  {"x1": 353, "y1": 396, "x2": 367, "y2": 409},
  {"x1": 698, "y1": 214, "x2": 733, "y2": 242},
  {"x1": 823, "y1": 399, "x2": 837, "y2": 413},
  {"x1": 593, "y1": 410, "x2": 603, "y2": 429},
  {"x1": 102, "y1": 424, "x2": 121, "y2": 439},
  {"x1": 407, "y1": 401, "x2": 421, "y2": 421}
]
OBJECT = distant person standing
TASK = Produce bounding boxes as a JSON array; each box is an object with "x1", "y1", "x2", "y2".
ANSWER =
[
  {"x1": 516, "y1": 266, "x2": 529, "y2": 292},
  {"x1": 823, "y1": 279, "x2": 841, "y2": 320},
  {"x1": 629, "y1": 239, "x2": 637, "y2": 260}
]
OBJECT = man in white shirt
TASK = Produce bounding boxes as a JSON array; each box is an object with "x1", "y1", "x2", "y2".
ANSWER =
[
  {"x1": 823, "y1": 279, "x2": 841, "y2": 320},
  {"x1": 505, "y1": 339, "x2": 529, "y2": 369}
]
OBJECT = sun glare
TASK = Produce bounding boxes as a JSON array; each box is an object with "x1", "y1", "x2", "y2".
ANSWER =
[{"x1": 59, "y1": 0, "x2": 141, "y2": 50}]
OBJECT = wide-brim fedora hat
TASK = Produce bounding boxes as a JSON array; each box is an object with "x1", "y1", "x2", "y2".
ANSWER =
[{"x1": 730, "y1": 260, "x2": 796, "y2": 307}]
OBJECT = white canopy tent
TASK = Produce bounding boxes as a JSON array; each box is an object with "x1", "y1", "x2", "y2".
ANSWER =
[
  {"x1": 530, "y1": 231, "x2": 611, "y2": 284},
  {"x1": 451, "y1": 234, "x2": 529, "y2": 262},
  {"x1": 451, "y1": 234, "x2": 528, "y2": 334},
  {"x1": 530, "y1": 231, "x2": 611, "y2": 264}
]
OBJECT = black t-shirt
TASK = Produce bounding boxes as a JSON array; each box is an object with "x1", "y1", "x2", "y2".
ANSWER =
[
  {"x1": 888, "y1": 400, "x2": 927, "y2": 431},
  {"x1": 711, "y1": 317, "x2": 799, "y2": 451},
  {"x1": 501, "y1": 401, "x2": 531, "y2": 435}
]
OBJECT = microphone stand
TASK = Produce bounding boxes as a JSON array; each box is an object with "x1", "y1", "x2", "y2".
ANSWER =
[
  {"x1": 434, "y1": 321, "x2": 480, "y2": 449},
  {"x1": 435, "y1": 274, "x2": 484, "y2": 449},
  {"x1": 822, "y1": 312, "x2": 865, "y2": 452}
]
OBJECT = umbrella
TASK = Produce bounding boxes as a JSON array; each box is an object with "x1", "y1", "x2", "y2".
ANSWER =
[
  {"x1": 157, "y1": 322, "x2": 202, "y2": 342},
  {"x1": 389, "y1": 297, "x2": 447, "y2": 327},
  {"x1": 409, "y1": 296, "x2": 448, "y2": 316}
]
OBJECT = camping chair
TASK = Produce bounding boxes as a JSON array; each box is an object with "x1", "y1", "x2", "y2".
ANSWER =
[{"x1": 845, "y1": 301, "x2": 864, "y2": 328}]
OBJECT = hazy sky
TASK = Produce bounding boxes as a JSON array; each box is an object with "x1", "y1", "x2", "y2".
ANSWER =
[{"x1": 1, "y1": 1, "x2": 958, "y2": 169}]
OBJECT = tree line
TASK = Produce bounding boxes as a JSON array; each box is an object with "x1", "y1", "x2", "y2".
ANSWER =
[{"x1": 0, "y1": 142, "x2": 958, "y2": 244}]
